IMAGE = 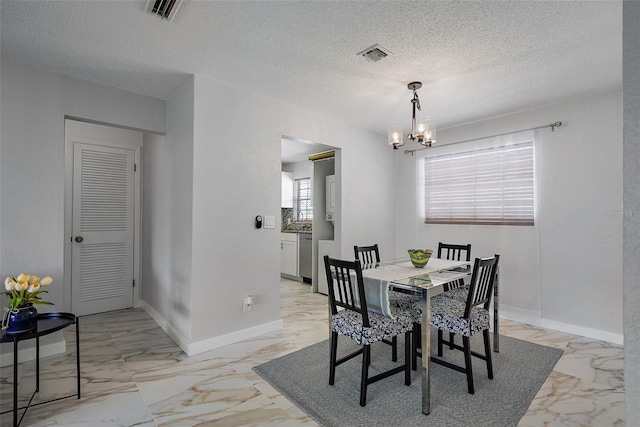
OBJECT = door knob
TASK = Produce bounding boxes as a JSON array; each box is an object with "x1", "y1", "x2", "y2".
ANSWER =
[{"x1": 74, "y1": 236, "x2": 84, "y2": 243}]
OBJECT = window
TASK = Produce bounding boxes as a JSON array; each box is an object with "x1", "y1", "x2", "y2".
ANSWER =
[
  {"x1": 423, "y1": 141, "x2": 534, "y2": 225},
  {"x1": 294, "y1": 177, "x2": 312, "y2": 221}
]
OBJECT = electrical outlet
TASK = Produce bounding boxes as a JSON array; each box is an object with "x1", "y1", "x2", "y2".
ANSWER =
[{"x1": 243, "y1": 295, "x2": 253, "y2": 312}]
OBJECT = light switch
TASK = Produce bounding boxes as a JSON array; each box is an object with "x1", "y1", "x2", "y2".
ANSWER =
[{"x1": 264, "y1": 215, "x2": 275, "y2": 229}]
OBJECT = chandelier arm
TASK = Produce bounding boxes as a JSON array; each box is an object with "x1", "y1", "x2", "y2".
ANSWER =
[{"x1": 411, "y1": 94, "x2": 419, "y2": 139}]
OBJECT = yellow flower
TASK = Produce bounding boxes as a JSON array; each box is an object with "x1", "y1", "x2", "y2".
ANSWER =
[
  {"x1": 15, "y1": 280, "x2": 29, "y2": 292},
  {"x1": 2, "y1": 272, "x2": 54, "y2": 309},
  {"x1": 4, "y1": 277, "x2": 16, "y2": 291}
]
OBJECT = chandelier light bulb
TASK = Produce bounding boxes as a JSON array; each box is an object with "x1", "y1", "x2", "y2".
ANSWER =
[{"x1": 388, "y1": 125, "x2": 403, "y2": 149}]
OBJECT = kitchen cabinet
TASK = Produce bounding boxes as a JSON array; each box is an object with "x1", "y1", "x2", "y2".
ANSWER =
[
  {"x1": 282, "y1": 172, "x2": 294, "y2": 208},
  {"x1": 281, "y1": 232, "x2": 298, "y2": 277},
  {"x1": 326, "y1": 174, "x2": 336, "y2": 221}
]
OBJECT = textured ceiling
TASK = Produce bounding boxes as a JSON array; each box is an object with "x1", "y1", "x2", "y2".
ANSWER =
[{"x1": 1, "y1": 0, "x2": 622, "y2": 143}]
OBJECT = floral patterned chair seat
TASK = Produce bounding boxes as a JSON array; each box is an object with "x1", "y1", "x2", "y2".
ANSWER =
[
  {"x1": 331, "y1": 309, "x2": 412, "y2": 345},
  {"x1": 432, "y1": 285, "x2": 470, "y2": 304},
  {"x1": 430, "y1": 297, "x2": 489, "y2": 336}
]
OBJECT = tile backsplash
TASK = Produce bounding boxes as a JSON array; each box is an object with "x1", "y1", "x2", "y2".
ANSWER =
[{"x1": 282, "y1": 208, "x2": 312, "y2": 232}]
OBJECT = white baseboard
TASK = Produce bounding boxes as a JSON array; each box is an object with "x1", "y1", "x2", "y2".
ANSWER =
[
  {"x1": 280, "y1": 273, "x2": 302, "y2": 282},
  {"x1": 539, "y1": 318, "x2": 623, "y2": 345},
  {"x1": 139, "y1": 301, "x2": 284, "y2": 356},
  {"x1": 497, "y1": 304, "x2": 541, "y2": 326},
  {"x1": 0, "y1": 338, "x2": 66, "y2": 368},
  {"x1": 187, "y1": 319, "x2": 283, "y2": 356},
  {"x1": 499, "y1": 304, "x2": 624, "y2": 345},
  {"x1": 139, "y1": 300, "x2": 191, "y2": 353}
]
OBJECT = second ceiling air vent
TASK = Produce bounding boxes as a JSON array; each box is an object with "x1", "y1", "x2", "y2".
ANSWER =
[
  {"x1": 357, "y1": 44, "x2": 392, "y2": 62},
  {"x1": 147, "y1": 0, "x2": 184, "y2": 22}
]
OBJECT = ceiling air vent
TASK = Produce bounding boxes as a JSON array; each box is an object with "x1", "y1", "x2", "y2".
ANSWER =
[
  {"x1": 147, "y1": 0, "x2": 184, "y2": 22},
  {"x1": 357, "y1": 44, "x2": 392, "y2": 62}
]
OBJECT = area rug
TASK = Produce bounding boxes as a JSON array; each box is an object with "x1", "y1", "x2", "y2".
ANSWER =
[{"x1": 253, "y1": 333, "x2": 562, "y2": 427}]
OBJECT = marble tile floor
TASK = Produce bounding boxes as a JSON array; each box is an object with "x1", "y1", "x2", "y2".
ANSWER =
[{"x1": 0, "y1": 278, "x2": 625, "y2": 426}]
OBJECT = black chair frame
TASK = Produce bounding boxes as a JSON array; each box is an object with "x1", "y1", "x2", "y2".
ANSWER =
[
  {"x1": 437, "y1": 242, "x2": 472, "y2": 292},
  {"x1": 411, "y1": 242, "x2": 473, "y2": 368},
  {"x1": 437, "y1": 242, "x2": 472, "y2": 351},
  {"x1": 325, "y1": 256, "x2": 411, "y2": 406},
  {"x1": 353, "y1": 244, "x2": 398, "y2": 362},
  {"x1": 353, "y1": 244, "x2": 381, "y2": 268},
  {"x1": 431, "y1": 254, "x2": 500, "y2": 394}
]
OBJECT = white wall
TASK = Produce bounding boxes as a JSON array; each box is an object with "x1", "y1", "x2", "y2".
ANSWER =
[
  {"x1": 395, "y1": 90, "x2": 623, "y2": 343},
  {"x1": 0, "y1": 56, "x2": 3, "y2": 290},
  {"x1": 282, "y1": 160, "x2": 312, "y2": 180},
  {"x1": 312, "y1": 158, "x2": 336, "y2": 243},
  {"x1": 337, "y1": 128, "x2": 396, "y2": 262},
  {"x1": 0, "y1": 61, "x2": 166, "y2": 361},
  {"x1": 0, "y1": 60, "x2": 395, "y2": 357},
  {"x1": 0, "y1": 61, "x2": 166, "y2": 311},
  {"x1": 179, "y1": 75, "x2": 394, "y2": 352},
  {"x1": 623, "y1": 1, "x2": 640, "y2": 421},
  {"x1": 141, "y1": 77, "x2": 194, "y2": 344}
]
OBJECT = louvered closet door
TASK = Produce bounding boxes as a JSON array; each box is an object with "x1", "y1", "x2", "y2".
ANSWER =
[{"x1": 72, "y1": 143, "x2": 134, "y2": 315}]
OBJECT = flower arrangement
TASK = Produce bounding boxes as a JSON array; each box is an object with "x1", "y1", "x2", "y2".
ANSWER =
[{"x1": 3, "y1": 273, "x2": 54, "y2": 309}]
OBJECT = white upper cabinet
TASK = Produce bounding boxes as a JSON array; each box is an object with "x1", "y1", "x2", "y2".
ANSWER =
[
  {"x1": 282, "y1": 171, "x2": 294, "y2": 208},
  {"x1": 326, "y1": 174, "x2": 336, "y2": 221}
]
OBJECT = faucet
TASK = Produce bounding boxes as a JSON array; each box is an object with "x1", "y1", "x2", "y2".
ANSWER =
[{"x1": 297, "y1": 210, "x2": 305, "y2": 222}]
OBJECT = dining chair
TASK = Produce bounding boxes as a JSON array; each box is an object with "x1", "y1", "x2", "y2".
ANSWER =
[
  {"x1": 433, "y1": 242, "x2": 472, "y2": 349},
  {"x1": 437, "y1": 242, "x2": 472, "y2": 292},
  {"x1": 354, "y1": 244, "x2": 399, "y2": 361},
  {"x1": 353, "y1": 243, "x2": 420, "y2": 362},
  {"x1": 324, "y1": 255, "x2": 412, "y2": 406},
  {"x1": 353, "y1": 244, "x2": 381, "y2": 268},
  {"x1": 355, "y1": 244, "x2": 423, "y2": 367},
  {"x1": 430, "y1": 254, "x2": 500, "y2": 394}
]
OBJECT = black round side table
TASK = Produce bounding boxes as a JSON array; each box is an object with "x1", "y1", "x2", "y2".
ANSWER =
[{"x1": 0, "y1": 312, "x2": 80, "y2": 427}]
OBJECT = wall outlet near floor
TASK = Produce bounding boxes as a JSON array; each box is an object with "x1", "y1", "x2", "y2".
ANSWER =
[{"x1": 243, "y1": 295, "x2": 253, "y2": 312}]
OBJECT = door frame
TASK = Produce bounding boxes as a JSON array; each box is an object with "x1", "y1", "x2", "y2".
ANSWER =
[{"x1": 63, "y1": 118, "x2": 143, "y2": 312}]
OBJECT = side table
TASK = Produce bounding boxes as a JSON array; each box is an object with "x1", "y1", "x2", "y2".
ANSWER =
[{"x1": 1, "y1": 312, "x2": 80, "y2": 427}]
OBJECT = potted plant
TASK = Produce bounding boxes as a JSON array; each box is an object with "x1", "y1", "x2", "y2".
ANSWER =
[{"x1": 2, "y1": 273, "x2": 53, "y2": 334}]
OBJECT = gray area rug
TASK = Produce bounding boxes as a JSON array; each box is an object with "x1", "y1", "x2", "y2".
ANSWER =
[{"x1": 253, "y1": 333, "x2": 563, "y2": 427}]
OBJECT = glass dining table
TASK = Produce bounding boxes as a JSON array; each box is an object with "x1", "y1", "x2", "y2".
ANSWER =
[{"x1": 359, "y1": 257, "x2": 500, "y2": 415}]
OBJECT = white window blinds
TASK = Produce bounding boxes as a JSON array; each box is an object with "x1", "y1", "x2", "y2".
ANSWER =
[
  {"x1": 295, "y1": 177, "x2": 313, "y2": 221},
  {"x1": 423, "y1": 141, "x2": 534, "y2": 225}
]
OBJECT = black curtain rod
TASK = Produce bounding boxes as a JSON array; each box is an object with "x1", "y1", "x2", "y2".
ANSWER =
[{"x1": 404, "y1": 121, "x2": 562, "y2": 156}]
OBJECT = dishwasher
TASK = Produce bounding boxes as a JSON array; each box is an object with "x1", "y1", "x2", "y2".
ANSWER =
[{"x1": 298, "y1": 234, "x2": 313, "y2": 283}]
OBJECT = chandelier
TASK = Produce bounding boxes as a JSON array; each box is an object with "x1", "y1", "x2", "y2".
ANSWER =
[{"x1": 388, "y1": 81, "x2": 436, "y2": 150}]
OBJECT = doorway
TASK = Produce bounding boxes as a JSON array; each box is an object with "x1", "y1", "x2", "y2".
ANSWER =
[
  {"x1": 280, "y1": 136, "x2": 340, "y2": 292},
  {"x1": 64, "y1": 120, "x2": 143, "y2": 315}
]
